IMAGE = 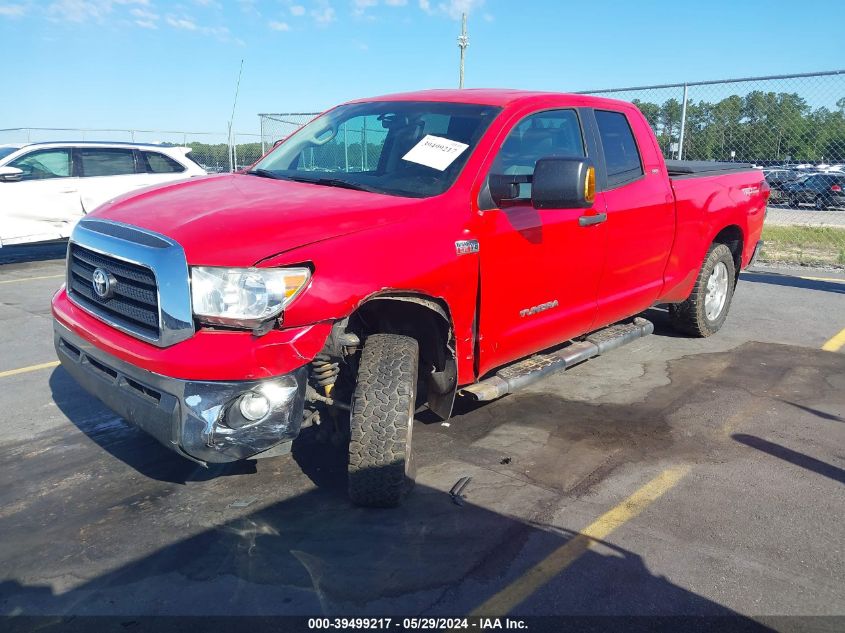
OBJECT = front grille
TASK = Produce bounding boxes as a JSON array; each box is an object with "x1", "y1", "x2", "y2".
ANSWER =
[{"x1": 67, "y1": 244, "x2": 160, "y2": 339}]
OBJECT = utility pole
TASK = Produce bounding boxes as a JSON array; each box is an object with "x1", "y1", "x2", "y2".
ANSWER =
[{"x1": 457, "y1": 13, "x2": 468, "y2": 89}]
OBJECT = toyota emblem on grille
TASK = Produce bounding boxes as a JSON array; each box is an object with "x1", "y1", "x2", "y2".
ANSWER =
[{"x1": 91, "y1": 268, "x2": 116, "y2": 300}]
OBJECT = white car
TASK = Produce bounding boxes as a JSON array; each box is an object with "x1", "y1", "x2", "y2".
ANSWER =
[{"x1": 0, "y1": 142, "x2": 206, "y2": 246}]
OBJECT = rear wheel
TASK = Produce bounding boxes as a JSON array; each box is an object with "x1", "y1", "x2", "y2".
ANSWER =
[
  {"x1": 669, "y1": 243, "x2": 736, "y2": 337},
  {"x1": 348, "y1": 333, "x2": 418, "y2": 508},
  {"x1": 814, "y1": 195, "x2": 828, "y2": 210}
]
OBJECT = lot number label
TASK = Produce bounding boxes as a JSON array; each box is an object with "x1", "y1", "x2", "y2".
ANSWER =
[{"x1": 402, "y1": 135, "x2": 469, "y2": 171}]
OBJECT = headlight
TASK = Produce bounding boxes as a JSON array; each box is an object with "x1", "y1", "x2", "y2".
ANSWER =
[{"x1": 191, "y1": 266, "x2": 310, "y2": 327}]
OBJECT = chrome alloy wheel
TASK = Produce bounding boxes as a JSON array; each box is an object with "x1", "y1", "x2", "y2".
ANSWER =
[{"x1": 705, "y1": 261, "x2": 729, "y2": 321}]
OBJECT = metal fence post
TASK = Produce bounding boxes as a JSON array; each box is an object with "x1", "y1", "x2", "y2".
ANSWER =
[
  {"x1": 677, "y1": 83, "x2": 688, "y2": 160},
  {"x1": 363, "y1": 126, "x2": 368, "y2": 171},
  {"x1": 260, "y1": 116, "x2": 265, "y2": 155},
  {"x1": 344, "y1": 124, "x2": 349, "y2": 172}
]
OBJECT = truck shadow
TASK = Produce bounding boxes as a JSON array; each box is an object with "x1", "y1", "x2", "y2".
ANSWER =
[
  {"x1": 0, "y1": 479, "x2": 772, "y2": 629},
  {"x1": 0, "y1": 242, "x2": 68, "y2": 265},
  {"x1": 739, "y1": 271, "x2": 845, "y2": 295}
]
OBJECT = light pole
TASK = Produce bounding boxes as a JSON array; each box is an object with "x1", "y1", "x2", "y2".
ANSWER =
[{"x1": 457, "y1": 13, "x2": 469, "y2": 89}]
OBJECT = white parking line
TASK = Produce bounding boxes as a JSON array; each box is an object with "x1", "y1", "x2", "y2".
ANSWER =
[{"x1": 0, "y1": 274, "x2": 64, "y2": 285}]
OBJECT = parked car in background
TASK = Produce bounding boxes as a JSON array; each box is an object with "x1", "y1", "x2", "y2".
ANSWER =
[
  {"x1": 0, "y1": 142, "x2": 206, "y2": 246},
  {"x1": 778, "y1": 173, "x2": 845, "y2": 209},
  {"x1": 763, "y1": 168, "x2": 801, "y2": 189}
]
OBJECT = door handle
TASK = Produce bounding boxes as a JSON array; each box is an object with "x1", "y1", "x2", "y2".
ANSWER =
[{"x1": 578, "y1": 212, "x2": 607, "y2": 227}]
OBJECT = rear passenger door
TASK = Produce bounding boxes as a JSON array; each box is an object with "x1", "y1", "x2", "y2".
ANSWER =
[
  {"x1": 76, "y1": 147, "x2": 144, "y2": 212},
  {"x1": 590, "y1": 108, "x2": 675, "y2": 329}
]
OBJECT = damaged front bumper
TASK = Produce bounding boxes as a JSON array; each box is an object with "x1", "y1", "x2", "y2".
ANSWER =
[{"x1": 54, "y1": 321, "x2": 307, "y2": 464}]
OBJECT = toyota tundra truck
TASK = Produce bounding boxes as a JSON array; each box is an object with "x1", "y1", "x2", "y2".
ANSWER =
[{"x1": 52, "y1": 90, "x2": 768, "y2": 507}]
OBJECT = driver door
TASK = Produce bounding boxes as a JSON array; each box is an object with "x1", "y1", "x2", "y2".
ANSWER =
[
  {"x1": 0, "y1": 148, "x2": 82, "y2": 245},
  {"x1": 476, "y1": 109, "x2": 607, "y2": 376}
]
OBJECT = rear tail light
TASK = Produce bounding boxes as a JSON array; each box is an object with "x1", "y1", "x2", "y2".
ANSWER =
[{"x1": 831, "y1": 184, "x2": 842, "y2": 192}]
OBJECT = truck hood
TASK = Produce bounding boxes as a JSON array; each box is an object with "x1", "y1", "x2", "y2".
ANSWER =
[{"x1": 89, "y1": 174, "x2": 421, "y2": 266}]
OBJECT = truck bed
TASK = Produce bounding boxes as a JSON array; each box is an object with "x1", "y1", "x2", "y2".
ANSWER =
[{"x1": 666, "y1": 160, "x2": 757, "y2": 179}]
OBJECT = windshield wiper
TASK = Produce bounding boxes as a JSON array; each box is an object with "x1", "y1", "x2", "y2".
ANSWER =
[
  {"x1": 246, "y1": 168, "x2": 285, "y2": 179},
  {"x1": 286, "y1": 176, "x2": 380, "y2": 193}
]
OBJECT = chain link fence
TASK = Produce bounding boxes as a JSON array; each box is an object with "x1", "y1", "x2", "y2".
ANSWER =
[
  {"x1": 578, "y1": 69, "x2": 845, "y2": 267},
  {"x1": 0, "y1": 128, "x2": 263, "y2": 174},
  {"x1": 259, "y1": 113, "x2": 318, "y2": 153},
  {"x1": 260, "y1": 112, "x2": 389, "y2": 173}
]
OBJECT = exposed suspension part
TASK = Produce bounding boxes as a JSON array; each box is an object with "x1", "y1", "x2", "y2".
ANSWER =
[{"x1": 311, "y1": 353, "x2": 340, "y2": 396}]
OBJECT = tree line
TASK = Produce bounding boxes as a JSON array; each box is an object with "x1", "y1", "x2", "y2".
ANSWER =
[{"x1": 631, "y1": 91, "x2": 845, "y2": 163}]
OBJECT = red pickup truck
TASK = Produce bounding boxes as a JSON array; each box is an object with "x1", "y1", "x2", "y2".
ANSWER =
[{"x1": 52, "y1": 90, "x2": 768, "y2": 507}]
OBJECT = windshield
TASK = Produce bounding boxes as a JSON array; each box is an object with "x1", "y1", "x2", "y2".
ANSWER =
[
  {"x1": 251, "y1": 101, "x2": 501, "y2": 198},
  {"x1": 0, "y1": 146, "x2": 21, "y2": 162}
]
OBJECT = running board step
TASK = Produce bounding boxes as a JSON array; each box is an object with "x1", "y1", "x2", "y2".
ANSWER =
[{"x1": 461, "y1": 317, "x2": 654, "y2": 401}]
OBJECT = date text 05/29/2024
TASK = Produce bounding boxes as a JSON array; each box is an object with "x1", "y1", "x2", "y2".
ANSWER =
[{"x1": 307, "y1": 618, "x2": 528, "y2": 630}]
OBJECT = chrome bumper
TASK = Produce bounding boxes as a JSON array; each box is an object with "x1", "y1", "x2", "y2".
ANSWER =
[{"x1": 54, "y1": 321, "x2": 307, "y2": 464}]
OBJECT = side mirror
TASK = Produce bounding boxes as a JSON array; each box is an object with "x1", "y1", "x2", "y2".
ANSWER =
[
  {"x1": 488, "y1": 173, "x2": 531, "y2": 208},
  {"x1": 531, "y1": 157, "x2": 596, "y2": 209},
  {"x1": 0, "y1": 166, "x2": 23, "y2": 182}
]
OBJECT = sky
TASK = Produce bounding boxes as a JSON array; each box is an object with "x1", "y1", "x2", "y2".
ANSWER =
[{"x1": 1, "y1": 0, "x2": 843, "y2": 139}]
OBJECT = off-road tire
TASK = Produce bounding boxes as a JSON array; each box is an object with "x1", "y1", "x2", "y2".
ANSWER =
[
  {"x1": 669, "y1": 243, "x2": 737, "y2": 338},
  {"x1": 348, "y1": 333, "x2": 419, "y2": 508}
]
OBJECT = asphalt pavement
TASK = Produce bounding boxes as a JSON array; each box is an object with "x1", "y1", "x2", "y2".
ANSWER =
[{"x1": 0, "y1": 244, "x2": 843, "y2": 630}]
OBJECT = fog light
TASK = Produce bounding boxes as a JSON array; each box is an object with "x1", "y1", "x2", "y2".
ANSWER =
[{"x1": 238, "y1": 391, "x2": 271, "y2": 421}]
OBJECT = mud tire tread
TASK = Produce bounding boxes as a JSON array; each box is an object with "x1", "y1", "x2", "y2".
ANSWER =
[{"x1": 348, "y1": 333, "x2": 418, "y2": 508}]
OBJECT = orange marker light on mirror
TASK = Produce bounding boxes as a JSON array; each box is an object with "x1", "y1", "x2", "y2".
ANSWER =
[{"x1": 585, "y1": 166, "x2": 596, "y2": 205}]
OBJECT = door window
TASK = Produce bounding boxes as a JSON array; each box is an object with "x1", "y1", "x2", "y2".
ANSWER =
[
  {"x1": 78, "y1": 148, "x2": 137, "y2": 177},
  {"x1": 141, "y1": 151, "x2": 186, "y2": 174},
  {"x1": 594, "y1": 110, "x2": 644, "y2": 188},
  {"x1": 8, "y1": 149, "x2": 72, "y2": 181},
  {"x1": 489, "y1": 109, "x2": 585, "y2": 199}
]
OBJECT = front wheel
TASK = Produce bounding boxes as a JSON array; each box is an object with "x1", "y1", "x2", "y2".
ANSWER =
[
  {"x1": 669, "y1": 243, "x2": 737, "y2": 337},
  {"x1": 348, "y1": 333, "x2": 419, "y2": 508}
]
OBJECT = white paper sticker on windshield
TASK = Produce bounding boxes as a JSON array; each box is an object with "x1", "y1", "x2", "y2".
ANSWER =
[{"x1": 401, "y1": 135, "x2": 469, "y2": 171}]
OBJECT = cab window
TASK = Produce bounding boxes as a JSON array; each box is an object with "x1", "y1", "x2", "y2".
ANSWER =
[
  {"x1": 8, "y1": 149, "x2": 72, "y2": 181},
  {"x1": 594, "y1": 110, "x2": 644, "y2": 188},
  {"x1": 489, "y1": 109, "x2": 585, "y2": 199}
]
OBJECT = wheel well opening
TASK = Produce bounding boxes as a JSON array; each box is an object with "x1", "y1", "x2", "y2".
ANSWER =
[
  {"x1": 349, "y1": 297, "x2": 451, "y2": 368},
  {"x1": 714, "y1": 225, "x2": 744, "y2": 273},
  {"x1": 347, "y1": 295, "x2": 457, "y2": 419}
]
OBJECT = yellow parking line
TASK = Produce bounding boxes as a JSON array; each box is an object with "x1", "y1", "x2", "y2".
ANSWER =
[
  {"x1": 470, "y1": 465, "x2": 691, "y2": 616},
  {"x1": 0, "y1": 361, "x2": 60, "y2": 379},
  {"x1": 799, "y1": 275, "x2": 845, "y2": 284},
  {"x1": 822, "y1": 327, "x2": 845, "y2": 352},
  {"x1": 0, "y1": 274, "x2": 64, "y2": 285}
]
